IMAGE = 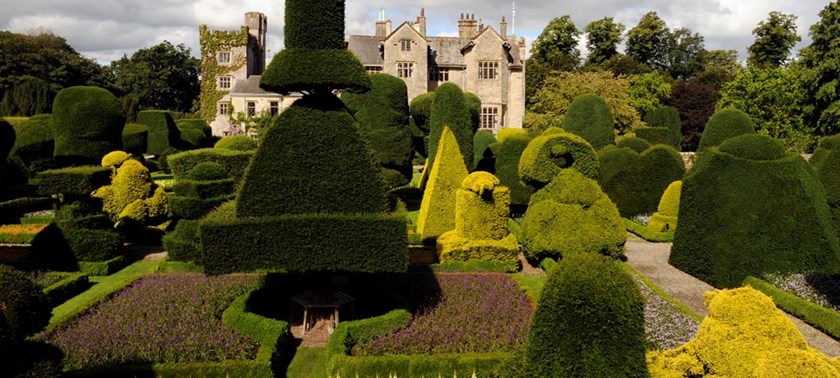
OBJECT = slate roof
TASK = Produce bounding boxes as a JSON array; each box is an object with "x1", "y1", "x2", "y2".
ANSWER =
[
  {"x1": 348, "y1": 35, "x2": 384, "y2": 66},
  {"x1": 427, "y1": 37, "x2": 468, "y2": 67},
  {"x1": 230, "y1": 75, "x2": 280, "y2": 96}
]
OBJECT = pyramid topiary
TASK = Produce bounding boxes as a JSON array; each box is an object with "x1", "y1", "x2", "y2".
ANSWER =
[
  {"x1": 562, "y1": 94, "x2": 615, "y2": 150},
  {"x1": 416, "y1": 126, "x2": 469, "y2": 242},
  {"x1": 52, "y1": 86, "x2": 125, "y2": 166},
  {"x1": 519, "y1": 128, "x2": 599, "y2": 190},
  {"x1": 428, "y1": 83, "x2": 474, "y2": 172},
  {"x1": 526, "y1": 252, "x2": 647, "y2": 377},
  {"x1": 647, "y1": 180, "x2": 682, "y2": 233},
  {"x1": 670, "y1": 134, "x2": 840, "y2": 288},
  {"x1": 697, "y1": 108, "x2": 755, "y2": 151}
]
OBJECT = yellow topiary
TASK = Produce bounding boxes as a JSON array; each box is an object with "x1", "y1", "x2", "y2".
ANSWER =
[
  {"x1": 646, "y1": 287, "x2": 839, "y2": 378},
  {"x1": 647, "y1": 180, "x2": 682, "y2": 233},
  {"x1": 92, "y1": 159, "x2": 169, "y2": 227},
  {"x1": 416, "y1": 126, "x2": 469, "y2": 242},
  {"x1": 101, "y1": 150, "x2": 131, "y2": 168}
]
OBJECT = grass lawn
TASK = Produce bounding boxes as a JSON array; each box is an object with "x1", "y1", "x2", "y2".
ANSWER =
[{"x1": 287, "y1": 347, "x2": 328, "y2": 378}]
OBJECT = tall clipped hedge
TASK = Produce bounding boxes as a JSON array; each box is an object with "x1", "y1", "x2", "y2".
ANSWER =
[
  {"x1": 176, "y1": 118, "x2": 212, "y2": 149},
  {"x1": 52, "y1": 86, "x2": 125, "y2": 165},
  {"x1": 638, "y1": 105, "x2": 681, "y2": 148},
  {"x1": 167, "y1": 148, "x2": 254, "y2": 182},
  {"x1": 526, "y1": 252, "x2": 647, "y2": 377},
  {"x1": 121, "y1": 123, "x2": 148, "y2": 156},
  {"x1": 428, "y1": 83, "x2": 474, "y2": 172},
  {"x1": 137, "y1": 110, "x2": 181, "y2": 155},
  {"x1": 37, "y1": 166, "x2": 112, "y2": 196},
  {"x1": 10, "y1": 114, "x2": 53, "y2": 175},
  {"x1": 597, "y1": 144, "x2": 685, "y2": 218},
  {"x1": 493, "y1": 129, "x2": 533, "y2": 206},
  {"x1": 697, "y1": 108, "x2": 755, "y2": 151},
  {"x1": 416, "y1": 127, "x2": 469, "y2": 242},
  {"x1": 811, "y1": 134, "x2": 840, "y2": 237},
  {"x1": 518, "y1": 128, "x2": 599, "y2": 190},
  {"x1": 671, "y1": 134, "x2": 840, "y2": 288},
  {"x1": 562, "y1": 94, "x2": 615, "y2": 150},
  {"x1": 342, "y1": 73, "x2": 413, "y2": 188}
]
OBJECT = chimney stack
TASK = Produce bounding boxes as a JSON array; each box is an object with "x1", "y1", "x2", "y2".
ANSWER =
[
  {"x1": 416, "y1": 8, "x2": 426, "y2": 36},
  {"x1": 500, "y1": 16, "x2": 507, "y2": 38},
  {"x1": 458, "y1": 12, "x2": 479, "y2": 39},
  {"x1": 375, "y1": 9, "x2": 392, "y2": 37}
]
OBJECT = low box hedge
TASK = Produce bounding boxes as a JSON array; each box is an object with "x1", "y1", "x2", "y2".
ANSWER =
[
  {"x1": 623, "y1": 218, "x2": 674, "y2": 242},
  {"x1": 167, "y1": 148, "x2": 254, "y2": 182},
  {"x1": 37, "y1": 166, "x2": 112, "y2": 196},
  {"x1": 162, "y1": 220, "x2": 201, "y2": 263},
  {"x1": 327, "y1": 352, "x2": 513, "y2": 377},
  {"x1": 171, "y1": 178, "x2": 235, "y2": 198},
  {"x1": 42, "y1": 272, "x2": 89, "y2": 307},
  {"x1": 169, "y1": 193, "x2": 235, "y2": 220},
  {"x1": 78, "y1": 255, "x2": 129, "y2": 276},
  {"x1": 201, "y1": 213, "x2": 408, "y2": 275},
  {"x1": 743, "y1": 276, "x2": 840, "y2": 339},
  {"x1": 0, "y1": 197, "x2": 54, "y2": 219}
]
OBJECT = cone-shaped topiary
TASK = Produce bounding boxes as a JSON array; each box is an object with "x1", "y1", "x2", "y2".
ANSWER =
[
  {"x1": 494, "y1": 129, "x2": 533, "y2": 206},
  {"x1": 616, "y1": 137, "x2": 651, "y2": 153},
  {"x1": 670, "y1": 134, "x2": 840, "y2": 288},
  {"x1": 437, "y1": 172, "x2": 520, "y2": 266},
  {"x1": 697, "y1": 108, "x2": 755, "y2": 151},
  {"x1": 214, "y1": 135, "x2": 257, "y2": 151},
  {"x1": 519, "y1": 129, "x2": 599, "y2": 190},
  {"x1": 417, "y1": 126, "x2": 469, "y2": 242},
  {"x1": 522, "y1": 169, "x2": 625, "y2": 262},
  {"x1": 647, "y1": 287, "x2": 840, "y2": 377},
  {"x1": 260, "y1": 0, "x2": 370, "y2": 94},
  {"x1": 526, "y1": 252, "x2": 647, "y2": 377},
  {"x1": 428, "y1": 83, "x2": 474, "y2": 172},
  {"x1": 597, "y1": 144, "x2": 685, "y2": 218},
  {"x1": 647, "y1": 180, "x2": 682, "y2": 233},
  {"x1": 562, "y1": 93, "x2": 615, "y2": 150},
  {"x1": 52, "y1": 86, "x2": 125, "y2": 166},
  {"x1": 811, "y1": 134, "x2": 840, "y2": 237}
]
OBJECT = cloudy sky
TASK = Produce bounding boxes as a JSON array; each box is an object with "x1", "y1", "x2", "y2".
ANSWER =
[{"x1": 0, "y1": 0, "x2": 832, "y2": 65}]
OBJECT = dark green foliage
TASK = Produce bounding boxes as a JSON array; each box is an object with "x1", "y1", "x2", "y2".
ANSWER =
[
  {"x1": 2, "y1": 77, "x2": 52, "y2": 117},
  {"x1": 643, "y1": 106, "x2": 681, "y2": 148},
  {"x1": 236, "y1": 93, "x2": 387, "y2": 217},
  {"x1": 563, "y1": 94, "x2": 615, "y2": 149},
  {"x1": 718, "y1": 134, "x2": 786, "y2": 161},
  {"x1": 51, "y1": 86, "x2": 125, "y2": 166},
  {"x1": 526, "y1": 253, "x2": 647, "y2": 377},
  {"x1": 57, "y1": 226, "x2": 123, "y2": 262},
  {"x1": 37, "y1": 166, "x2": 112, "y2": 196},
  {"x1": 10, "y1": 114, "x2": 53, "y2": 172},
  {"x1": 283, "y1": 0, "x2": 345, "y2": 50},
  {"x1": 41, "y1": 272, "x2": 89, "y2": 307},
  {"x1": 697, "y1": 108, "x2": 756, "y2": 151},
  {"x1": 187, "y1": 161, "x2": 228, "y2": 181},
  {"x1": 670, "y1": 136, "x2": 840, "y2": 288},
  {"x1": 328, "y1": 353, "x2": 511, "y2": 378},
  {"x1": 409, "y1": 92, "x2": 435, "y2": 134},
  {"x1": 597, "y1": 144, "x2": 686, "y2": 218},
  {"x1": 137, "y1": 110, "x2": 180, "y2": 155},
  {"x1": 176, "y1": 119, "x2": 211, "y2": 149},
  {"x1": 0, "y1": 264, "x2": 51, "y2": 342},
  {"x1": 201, "y1": 212, "x2": 408, "y2": 275},
  {"x1": 121, "y1": 123, "x2": 147, "y2": 156},
  {"x1": 0, "y1": 118, "x2": 13, "y2": 160},
  {"x1": 635, "y1": 127, "x2": 673, "y2": 147},
  {"x1": 167, "y1": 148, "x2": 254, "y2": 182},
  {"x1": 473, "y1": 131, "x2": 497, "y2": 170},
  {"x1": 260, "y1": 49, "x2": 371, "y2": 95},
  {"x1": 670, "y1": 82, "x2": 718, "y2": 151},
  {"x1": 111, "y1": 41, "x2": 199, "y2": 114},
  {"x1": 428, "y1": 83, "x2": 474, "y2": 172},
  {"x1": 169, "y1": 194, "x2": 235, "y2": 220},
  {"x1": 173, "y1": 178, "x2": 234, "y2": 198},
  {"x1": 616, "y1": 137, "x2": 651, "y2": 153},
  {"x1": 215, "y1": 135, "x2": 257, "y2": 151},
  {"x1": 327, "y1": 309, "x2": 412, "y2": 359},
  {"x1": 812, "y1": 134, "x2": 840, "y2": 236},
  {"x1": 495, "y1": 132, "x2": 534, "y2": 205},
  {"x1": 0, "y1": 197, "x2": 53, "y2": 222},
  {"x1": 120, "y1": 95, "x2": 139, "y2": 123},
  {"x1": 519, "y1": 129, "x2": 599, "y2": 190},
  {"x1": 464, "y1": 92, "x2": 482, "y2": 132},
  {"x1": 162, "y1": 220, "x2": 202, "y2": 263}
]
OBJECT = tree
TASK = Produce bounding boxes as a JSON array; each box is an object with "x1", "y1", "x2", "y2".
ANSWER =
[
  {"x1": 799, "y1": 2, "x2": 840, "y2": 136},
  {"x1": 525, "y1": 57, "x2": 552, "y2": 108},
  {"x1": 584, "y1": 17, "x2": 625, "y2": 67},
  {"x1": 670, "y1": 82, "x2": 718, "y2": 151},
  {"x1": 692, "y1": 49, "x2": 741, "y2": 91},
  {"x1": 748, "y1": 11, "x2": 800, "y2": 68},
  {"x1": 531, "y1": 16, "x2": 580, "y2": 71},
  {"x1": 626, "y1": 12, "x2": 668, "y2": 69},
  {"x1": 111, "y1": 41, "x2": 200, "y2": 113},
  {"x1": 662, "y1": 27, "x2": 706, "y2": 80},
  {"x1": 628, "y1": 71, "x2": 671, "y2": 118}
]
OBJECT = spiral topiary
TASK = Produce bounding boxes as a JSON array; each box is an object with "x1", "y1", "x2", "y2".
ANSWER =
[
  {"x1": 518, "y1": 129, "x2": 599, "y2": 190},
  {"x1": 697, "y1": 108, "x2": 755, "y2": 152}
]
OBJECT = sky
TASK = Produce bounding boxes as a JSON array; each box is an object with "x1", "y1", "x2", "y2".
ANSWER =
[{"x1": 0, "y1": 0, "x2": 833, "y2": 65}]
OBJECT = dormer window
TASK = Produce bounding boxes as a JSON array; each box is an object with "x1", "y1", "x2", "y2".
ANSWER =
[{"x1": 400, "y1": 39, "x2": 411, "y2": 52}]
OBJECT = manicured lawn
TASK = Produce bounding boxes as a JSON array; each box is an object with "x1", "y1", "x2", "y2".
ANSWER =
[{"x1": 287, "y1": 347, "x2": 328, "y2": 378}]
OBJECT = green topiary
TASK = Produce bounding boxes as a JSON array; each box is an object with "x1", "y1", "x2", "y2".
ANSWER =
[
  {"x1": 463, "y1": 92, "x2": 482, "y2": 132},
  {"x1": 597, "y1": 144, "x2": 686, "y2": 218},
  {"x1": 167, "y1": 148, "x2": 254, "y2": 182},
  {"x1": 0, "y1": 265, "x2": 50, "y2": 343},
  {"x1": 522, "y1": 169, "x2": 625, "y2": 262},
  {"x1": 91, "y1": 159, "x2": 169, "y2": 227},
  {"x1": 472, "y1": 131, "x2": 497, "y2": 170},
  {"x1": 175, "y1": 118, "x2": 212, "y2": 149},
  {"x1": 526, "y1": 252, "x2": 647, "y2": 377},
  {"x1": 409, "y1": 92, "x2": 435, "y2": 134},
  {"x1": 718, "y1": 133, "x2": 786, "y2": 161},
  {"x1": 562, "y1": 94, "x2": 615, "y2": 150},
  {"x1": 812, "y1": 134, "x2": 840, "y2": 237},
  {"x1": 121, "y1": 123, "x2": 148, "y2": 156},
  {"x1": 670, "y1": 135, "x2": 840, "y2": 288},
  {"x1": 437, "y1": 172, "x2": 519, "y2": 266},
  {"x1": 640, "y1": 105, "x2": 681, "y2": 148},
  {"x1": 494, "y1": 129, "x2": 533, "y2": 206},
  {"x1": 416, "y1": 126, "x2": 469, "y2": 242},
  {"x1": 518, "y1": 129, "x2": 599, "y2": 190},
  {"x1": 214, "y1": 135, "x2": 257, "y2": 151},
  {"x1": 37, "y1": 166, "x2": 112, "y2": 196},
  {"x1": 697, "y1": 108, "x2": 756, "y2": 151},
  {"x1": 51, "y1": 86, "x2": 125, "y2": 166},
  {"x1": 187, "y1": 161, "x2": 228, "y2": 181},
  {"x1": 0, "y1": 118, "x2": 14, "y2": 161},
  {"x1": 10, "y1": 114, "x2": 54, "y2": 173},
  {"x1": 428, "y1": 83, "x2": 474, "y2": 172},
  {"x1": 162, "y1": 219, "x2": 202, "y2": 263},
  {"x1": 101, "y1": 150, "x2": 131, "y2": 168},
  {"x1": 616, "y1": 137, "x2": 651, "y2": 153},
  {"x1": 647, "y1": 180, "x2": 682, "y2": 233},
  {"x1": 137, "y1": 110, "x2": 181, "y2": 155}
]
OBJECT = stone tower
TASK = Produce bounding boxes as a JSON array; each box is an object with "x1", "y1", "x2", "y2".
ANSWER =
[{"x1": 245, "y1": 11, "x2": 267, "y2": 75}]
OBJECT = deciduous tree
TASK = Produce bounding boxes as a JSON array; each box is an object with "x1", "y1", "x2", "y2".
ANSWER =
[
  {"x1": 584, "y1": 17, "x2": 624, "y2": 67},
  {"x1": 799, "y1": 2, "x2": 840, "y2": 136},
  {"x1": 626, "y1": 12, "x2": 668, "y2": 69},
  {"x1": 531, "y1": 15, "x2": 580, "y2": 71},
  {"x1": 111, "y1": 41, "x2": 200, "y2": 113},
  {"x1": 748, "y1": 11, "x2": 800, "y2": 68}
]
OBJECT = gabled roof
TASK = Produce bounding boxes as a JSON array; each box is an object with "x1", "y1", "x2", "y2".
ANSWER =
[
  {"x1": 230, "y1": 75, "x2": 282, "y2": 96},
  {"x1": 348, "y1": 35, "x2": 384, "y2": 65},
  {"x1": 383, "y1": 21, "x2": 428, "y2": 42},
  {"x1": 428, "y1": 36, "x2": 469, "y2": 67}
]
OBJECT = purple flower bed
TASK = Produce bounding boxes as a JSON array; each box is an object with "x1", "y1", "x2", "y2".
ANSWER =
[
  {"x1": 43, "y1": 273, "x2": 259, "y2": 370},
  {"x1": 354, "y1": 273, "x2": 532, "y2": 355}
]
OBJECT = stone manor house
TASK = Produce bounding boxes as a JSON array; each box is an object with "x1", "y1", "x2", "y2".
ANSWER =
[{"x1": 200, "y1": 11, "x2": 526, "y2": 136}]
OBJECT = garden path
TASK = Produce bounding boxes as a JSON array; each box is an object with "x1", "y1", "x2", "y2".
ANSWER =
[{"x1": 624, "y1": 233, "x2": 840, "y2": 357}]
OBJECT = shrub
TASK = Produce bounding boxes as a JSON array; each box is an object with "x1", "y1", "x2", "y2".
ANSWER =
[
  {"x1": 562, "y1": 93, "x2": 615, "y2": 149},
  {"x1": 162, "y1": 220, "x2": 202, "y2": 263},
  {"x1": 670, "y1": 134, "x2": 840, "y2": 288},
  {"x1": 494, "y1": 129, "x2": 533, "y2": 205},
  {"x1": 37, "y1": 166, "x2": 112, "y2": 196},
  {"x1": 169, "y1": 194, "x2": 235, "y2": 220},
  {"x1": 697, "y1": 108, "x2": 755, "y2": 151},
  {"x1": 58, "y1": 226, "x2": 123, "y2": 262},
  {"x1": 121, "y1": 123, "x2": 148, "y2": 156},
  {"x1": 597, "y1": 144, "x2": 685, "y2": 218},
  {"x1": 91, "y1": 159, "x2": 168, "y2": 226},
  {"x1": 616, "y1": 136, "x2": 651, "y2": 153},
  {"x1": 173, "y1": 178, "x2": 234, "y2": 198},
  {"x1": 428, "y1": 83, "x2": 474, "y2": 172},
  {"x1": 464, "y1": 92, "x2": 482, "y2": 132},
  {"x1": 167, "y1": 148, "x2": 254, "y2": 182},
  {"x1": 647, "y1": 180, "x2": 682, "y2": 233},
  {"x1": 473, "y1": 131, "x2": 497, "y2": 170},
  {"x1": 215, "y1": 135, "x2": 257, "y2": 151},
  {"x1": 437, "y1": 172, "x2": 520, "y2": 266},
  {"x1": 811, "y1": 134, "x2": 840, "y2": 236},
  {"x1": 646, "y1": 287, "x2": 839, "y2": 377},
  {"x1": 52, "y1": 86, "x2": 125, "y2": 166},
  {"x1": 137, "y1": 110, "x2": 181, "y2": 155},
  {"x1": 100, "y1": 150, "x2": 131, "y2": 168},
  {"x1": 409, "y1": 92, "x2": 435, "y2": 134},
  {"x1": 526, "y1": 252, "x2": 647, "y2": 377},
  {"x1": 518, "y1": 129, "x2": 599, "y2": 190},
  {"x1": 639, "y1": 105, "x2": 681, "y2": 148},
  {"x1": 176, "y1": 118, "x2": 212, "y2": 149},
  {"x1": 187, "y1": 161, "x2": 228, "y2": 181},
  {"x1": 522, "y1": 169, "x2": 625, "y2": 262},
  {"x1": 416, "y1": 127, "x2": 469, "y2": 242},
  {"x1": 0, "y1": 265, "x2": 50, "y2": 343},
  {"x1": 744, "y1": 276, "x2": 840, "y2": 340},
  {"x1": 10, "y1": 114, "x2": 54, "y2": 176}
]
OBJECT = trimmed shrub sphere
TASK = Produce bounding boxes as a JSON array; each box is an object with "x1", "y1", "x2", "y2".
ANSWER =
[
  {"x1": 562, "y1": 94, "x2": 615, "y2": 150},
  {"x1": 52, "y1": 86, "x2": 125, "y2": 165},
  {"x1": 519, "y1": 129, "x2": 599, "y2": 190},
  {"x1": 0, "y1": 264, "x2": 51, "y2": 342},
  {"x1": 526, "y1": 252, "x2": 647, "y2": 377},
  {"x1": 187, "y1": 161, "x2": 228, "y2": 181},
  {"x1": 214, "y1": 135, "x2": 257, "y2": 151},
  {"x1": 670, "y1": 135, "x2": 840, "y2": 288},
  {"x1": 697, "y1": 108, "x2": 755, "y2": 151},
  {"x1": 718, "y1": 133, "x2": 786, "y2": 161}
]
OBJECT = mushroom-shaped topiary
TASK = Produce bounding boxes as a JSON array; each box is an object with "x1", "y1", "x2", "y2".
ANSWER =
[
  {"x1": 518, "y1": 129, "x2": 599, "y2": 190},
  {"x1": 697, "y1": 108, "x2": 755, "y2": 152},
  {"x1": 562, "y1": 93, "x2": 615, "y2": 150},
  {"x1": 187, "y1": 161, "x2": 228, "y2": 181}
]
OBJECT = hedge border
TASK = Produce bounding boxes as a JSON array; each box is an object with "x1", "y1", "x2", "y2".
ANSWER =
[
  {"x1": 78, "y1": 255, "x2": 130, "y2": 277},
  {"x1": 623, "y1": 218, "x2": 675, "y2": 242},
  {"x1": 743, "y1": 276, "x2": 840, "y2": 340},
  {"x1": 42, "y1": 272, "x2": 89, "y2": 307}
]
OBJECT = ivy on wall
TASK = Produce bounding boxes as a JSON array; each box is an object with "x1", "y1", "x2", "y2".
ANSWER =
[{"x1": 198, "y1": 25, "x2": 249, "y2": 123}]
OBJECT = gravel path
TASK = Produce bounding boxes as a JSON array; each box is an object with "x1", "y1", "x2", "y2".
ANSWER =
[{"x1": 624, "y1": 233, "x2": 840, "y2": 357}]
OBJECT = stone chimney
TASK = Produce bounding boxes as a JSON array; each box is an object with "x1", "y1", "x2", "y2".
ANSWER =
[
  {"x1": 500, "y1": 16, "x2": 507, "y2": 38},
  {"x1": 375, "y1": 9, "x2": 392, "y2": 37},
  {"x1": 416, "y1": 8, "x2": 426, "y2": 37},
  {"x1": 458, "y1": 13, "x2": 479, "y2": 39}
]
